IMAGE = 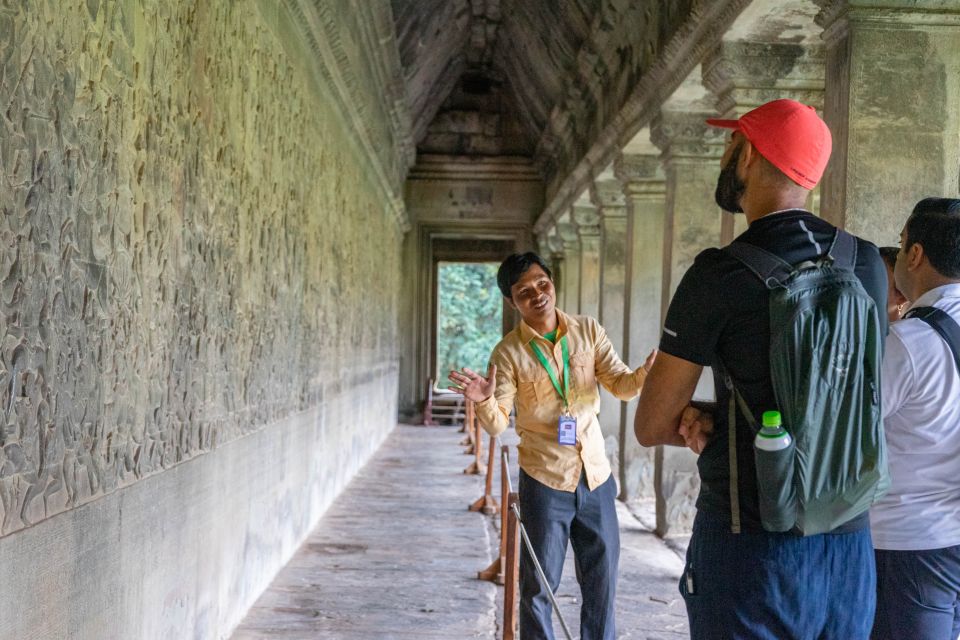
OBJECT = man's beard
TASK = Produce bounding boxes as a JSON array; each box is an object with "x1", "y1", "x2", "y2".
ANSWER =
[{"x1": 715, "y1": 143, "x2": 746, "y2": 213}]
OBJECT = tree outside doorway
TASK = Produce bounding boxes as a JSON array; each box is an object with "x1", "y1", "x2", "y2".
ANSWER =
[{"x1": 436, "y1": 262, "x2": 503, "y2": 382}]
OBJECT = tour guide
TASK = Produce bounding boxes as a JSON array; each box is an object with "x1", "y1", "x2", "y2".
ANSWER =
[{"x1": 448, "y1": 252, "x2": 655, "y2": 640}]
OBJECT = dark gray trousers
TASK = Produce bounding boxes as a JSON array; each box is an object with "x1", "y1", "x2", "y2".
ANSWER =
[{"x1": 518, "y1": 468, "x2": 619, "y2": 640}]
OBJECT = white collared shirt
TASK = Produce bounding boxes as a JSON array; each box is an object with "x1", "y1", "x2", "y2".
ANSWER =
[{"x1": 871, "y1": 283, "x2": 960, "y2": 550}]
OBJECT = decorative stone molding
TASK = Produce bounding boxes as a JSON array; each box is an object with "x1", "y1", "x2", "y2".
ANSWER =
[
  {"x1": 546, "y1": 230, "x2": 566, "y2": 256},
  {"x1": 815, "y1": 0, "x2": 960, "y2": 36},
  {"x1": 589, "y1": 179, "x2": 628, "y2": 214},
  {"x1": 533, "y1": 0, "x2": 753, "y2": 234},
  {"x1": 650, "y1": 111, "x2": 727, "y2": 162},
  {"x1": 614, "y1": 153, "x2": 667, "y2": 200},
  {"x1": 573, "y1": 204, "x2": 602, "y2": 237},
  {"x1": 280, "y1": 0, "x2": 415, "y2": 231},
  {"x1": 702, "y1": 40, "x2": 825, "y2": 116},
  {"x1": 557, "y1": 222, "x2": 582, "y2": 257}
]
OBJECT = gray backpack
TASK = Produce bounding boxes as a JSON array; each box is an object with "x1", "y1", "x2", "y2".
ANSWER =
[{"x1": 722, "y1": 230, "x2": 890, "y2": 535}]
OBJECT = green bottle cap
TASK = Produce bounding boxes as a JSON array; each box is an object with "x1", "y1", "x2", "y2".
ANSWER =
[{"x1": 762, "y1": 411, "x2": 781, "y2": 427}]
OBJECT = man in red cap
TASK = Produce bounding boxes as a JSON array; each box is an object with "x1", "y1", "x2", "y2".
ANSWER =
[{"x1": 634, "y1": 99, "x2": 888, "y2": 638}]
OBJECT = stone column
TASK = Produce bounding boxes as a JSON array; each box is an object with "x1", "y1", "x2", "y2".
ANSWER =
[
  {"x1": 557, "y1": 221, "x2": 581, "y2": 315},
  {"x1": 702, "y1": 40, "x2": 826, "y2": 242},
  {"x1": 544, "y1": 230, "x2": 567, "y2": 310},
  {"x1": 614, "y1": 152, "x2": 667, "y2": 502},
  {"x1": 814, "y1": 1, "x2": 960, "y2": 241},
  {"x1": 651, "y1": 110, "x2": 726, "y2": 299},
  {"x1": 590, "y1": 178, "x2": 629, "y2": 479},
  {"x1": 648, "y1": 110, "x2": 725, "y2": 537},
  {"x1": 573, "y1": 204, "x2": 602, "y2": 320}
]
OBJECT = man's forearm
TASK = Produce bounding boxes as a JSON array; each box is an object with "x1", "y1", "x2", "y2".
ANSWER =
[
  {"x1": 689, "y1": 400, "x2": 718, "y2": 418},
  {"x1": 474, "y1": 394, "x2": 510, "y2": 436}
]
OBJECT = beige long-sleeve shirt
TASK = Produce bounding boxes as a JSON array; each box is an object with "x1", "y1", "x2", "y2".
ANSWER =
[{"x1": 475, "y1": 310, "x2": 647, "y2": 492}]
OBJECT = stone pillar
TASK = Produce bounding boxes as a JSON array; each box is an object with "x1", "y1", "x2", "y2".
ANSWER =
[
  {"x1": 573, "y1": 204, "x2": 602, "y2": 320},
  {"x1": 590, "y1": 178, "x2": 629, "y2": 479},
  {"x1": 814, "y1": 1, "x2": 960, "y2": 241},
  {"x1": 648, "y1": 110, "x2": 724, "y2": 537},
  {"x1": 557, "y1": 222, "x2": 581, "y2": 315},
  {"x1": 544, "y1": 231, "x2": 567, "y2": 310},
  {"x1": 615, "y1": 152, "x2": 667, "y2": 502},
  {"x1": 702, "y1": 40, "x2": 826, "y2": 242},
  {"x1": 651, "y1": 110, "x2": 726, "y2": 299}
]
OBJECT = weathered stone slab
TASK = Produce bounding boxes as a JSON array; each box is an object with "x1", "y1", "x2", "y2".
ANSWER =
[{"x1": 232, "y1": 424, "x2": 498, "y2": 640}]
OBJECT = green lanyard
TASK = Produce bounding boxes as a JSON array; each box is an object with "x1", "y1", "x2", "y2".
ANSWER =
[{"x1": 529, "y1": 335, "x2": 570, "y2": 411}]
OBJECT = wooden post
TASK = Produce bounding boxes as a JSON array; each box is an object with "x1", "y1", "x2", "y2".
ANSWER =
[
  {"x1": 503, "y1": 492, "x2": 520, "y2": 640},
  {"x1": 456, "y1": 396, "x2": 467, "y2": 432},
  {"x1": 478, "y1": 445, "x2": 509, "y2": 584},
  {"x1": 469, "y1": 434, "x2": 499, "y2": 514},
  {"x1": 461, "y1": 401, "x2": 475, "y2": 451},
  {"x1": 463, "y1": 403, "x2": 485, "y2": 475}
]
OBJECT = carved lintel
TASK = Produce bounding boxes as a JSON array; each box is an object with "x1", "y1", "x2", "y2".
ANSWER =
[
  {"x1": 702, "y1": 41, "x2": 826, "y2": 117},
  {"x1": 815, "y1": 0, "x2": 960, "y2": 45}
]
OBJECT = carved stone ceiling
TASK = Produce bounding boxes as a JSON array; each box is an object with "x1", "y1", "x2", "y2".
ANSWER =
[
  {"x1": 391, "y1": 0, "x2": 600, "y2": 158},
  {"x1": 389, "y1": 0, "x2": 828, "y2": 230}
]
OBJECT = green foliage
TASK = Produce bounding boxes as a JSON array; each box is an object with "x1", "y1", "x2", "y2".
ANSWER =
[{"x1": 437, "y1": 263, "x2": 503, "y2": 380}]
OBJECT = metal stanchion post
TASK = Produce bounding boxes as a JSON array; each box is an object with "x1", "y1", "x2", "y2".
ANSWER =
[{"x1": 512, "y1": 502, "x2": 574, "y2": 640}]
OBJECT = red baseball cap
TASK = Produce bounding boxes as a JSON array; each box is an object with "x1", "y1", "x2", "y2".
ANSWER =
[{"x1": 706, "y1": 99, "x2": 832, "y2": 190}]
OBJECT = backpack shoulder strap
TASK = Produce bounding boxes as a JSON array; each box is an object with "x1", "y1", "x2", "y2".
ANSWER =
[
  {"x1": 824, "y1": 229, "x2": 858, "y2": 270},
  {"x1": 713, "y1": 358, "x2": 759, "y2": 535},
  {"x1": 723, "y1": 241, "x2": 795, "y2": 289},
  {"x1": 905, "y1": 306, "x2": 960, "y2": 375}
]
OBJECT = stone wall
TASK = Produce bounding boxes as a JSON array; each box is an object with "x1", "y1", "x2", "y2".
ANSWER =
[{"x1": 0, "y1": 1, "x2": 404, "y2": 637}]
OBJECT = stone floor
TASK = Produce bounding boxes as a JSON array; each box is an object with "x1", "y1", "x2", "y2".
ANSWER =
[{"x1": 232, "y1": 424, "x2": 689, "y2": 639}]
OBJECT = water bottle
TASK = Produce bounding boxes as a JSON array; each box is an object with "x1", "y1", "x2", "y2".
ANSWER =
[{"x1": 754, "y1": 410, "x2": 797, "y2": 532}]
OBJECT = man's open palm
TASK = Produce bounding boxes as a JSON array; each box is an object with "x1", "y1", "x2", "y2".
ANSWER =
[{"x1": 448, "y1": 364, "x2": 497, "y2": 402}]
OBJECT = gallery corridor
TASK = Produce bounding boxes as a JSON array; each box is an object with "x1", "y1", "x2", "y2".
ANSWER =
[{"x1": 233, "y1": 424, "x2": 688, "y2": 639}]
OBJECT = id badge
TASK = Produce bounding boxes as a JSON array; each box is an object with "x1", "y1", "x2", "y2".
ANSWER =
[{"x1": 558, "y1": 414, "x2": 577, "y2": 446}]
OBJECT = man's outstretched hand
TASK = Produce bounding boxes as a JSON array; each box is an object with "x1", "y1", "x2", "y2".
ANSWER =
[{"x1": 448, "y1": 363, "x2": 497, "y2": 403}]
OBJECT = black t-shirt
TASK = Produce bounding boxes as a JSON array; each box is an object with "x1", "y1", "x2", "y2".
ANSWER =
[{"x1": 659, "y1": 209, "x2": 888, "y2": 532}]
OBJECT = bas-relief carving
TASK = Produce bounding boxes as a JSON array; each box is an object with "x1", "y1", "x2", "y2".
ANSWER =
[
  {"x1": 0, "y1": 1, "x2": 401, "y2": 535},
  {"x1": 280, "y1": 0, "x2": 412, "y2": 229}
]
